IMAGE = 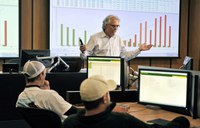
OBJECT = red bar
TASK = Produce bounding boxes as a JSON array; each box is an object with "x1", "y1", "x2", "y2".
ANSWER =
[
  {"x1": 4, "y1": 21, "x2": 7, "y2": 46},
  {"x1": 129, "y1": 39, "x2": 132, "y2": 47},
  {"x1": 140, "y1": 23, "x2": 142, "y2": 45},
  {"x1": 159, "y1": 16, "x2": 162, "y2": 47},
  {"x1": 164, "y1": 15, "x2": 167, "y2": 47},
  {"x1": 154, "y1": 18, "x2": 157, "y2": 47},
  {"x1": 145, "y1": 21, "x2": 147, "y2": 44},
  {"x1": 168, "y1": 26, "x2": 171, "y2": 47},
  {"x1": 134, "y1": 34, "x2": 137, "y2": 47},
  {"x1": 150, "y1": 30, "x2": 152, "y2": 45}
]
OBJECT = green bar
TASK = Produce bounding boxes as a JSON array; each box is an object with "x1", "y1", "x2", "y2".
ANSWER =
[
  {"x1": 66, "y1": 27, "x2": 70, "y2": 46},
  {"x1": 72, "y1": 29, "x2": 75, "y2": 46},
  {"x1": 141, "y1": 72, "x2": 187, "y2": 77},
  {"x1": 88, "y1": 58, "x2": 120, "y2": 62},
  {"x1": 61, "y1": 24, "x2": 63, "y2": 46},
  {"x1": 84, "y1": 30, "x2": 87, "y2": 45}
]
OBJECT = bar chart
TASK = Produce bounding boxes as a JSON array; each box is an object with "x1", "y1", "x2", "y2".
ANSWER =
[
  {"x1": 50, "y1": 0, "x2": 180, "y2": 57},
  {"x1": 60, "y1": 25, "x2": 87, "y2": 46},
  {"x1": 0, "y1": 0, "x2": 19, "y2": 58},
  {"x1": 123, "y1": 15, "x2": 172, "y2": 48}
]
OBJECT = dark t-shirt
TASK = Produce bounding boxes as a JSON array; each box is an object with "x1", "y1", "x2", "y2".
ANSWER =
[{"x1": 62, "y1": 103, "x2": 189, "y2": 128}]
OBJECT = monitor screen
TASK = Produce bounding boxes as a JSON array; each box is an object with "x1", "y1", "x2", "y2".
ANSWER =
[
  {"x1": 138, "y1": 67, "x2": 191, "y2": 114},
  {"x1": 87, "y1": 56, "x2": 128, "y2": 91},
  {"x1": 50, "y1": 0, "x2": 181, "y2": 58},
  {"x1": 20, "y1": 50, "x2": 50, "y2": 68},
  {"x1": 0, "y1": 0, "x2": 20, "y2": 58}
]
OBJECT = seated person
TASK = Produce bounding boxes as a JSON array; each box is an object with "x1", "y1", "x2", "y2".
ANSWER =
[
  {"x1": 16, "y1": 60, "x2": 78, "y2": 122},
  {"x1": 62, "y1": 75, "x2": 190, "y2": 128}
]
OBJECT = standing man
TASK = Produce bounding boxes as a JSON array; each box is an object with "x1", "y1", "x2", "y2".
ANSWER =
[{"x1": 80, "y1": 15, "x2": 152, "y2": 61}]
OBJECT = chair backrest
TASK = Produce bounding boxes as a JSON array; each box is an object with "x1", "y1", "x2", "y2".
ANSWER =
[{"x1": 16, "y1": 107, "x2": 62, "y2": 128}]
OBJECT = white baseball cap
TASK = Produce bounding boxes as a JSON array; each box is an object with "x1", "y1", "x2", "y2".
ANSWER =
[
  {"x1": 22, "y1": 60, "x2": 45, "y2": 79},
  {"x1": 80, "y1": 75, "x2": 117, "y2": 102}
]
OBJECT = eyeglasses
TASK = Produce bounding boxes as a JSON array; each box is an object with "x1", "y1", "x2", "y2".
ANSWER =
[{"x1": 109, "y1": 24, "x2": 120, "y2": 28}]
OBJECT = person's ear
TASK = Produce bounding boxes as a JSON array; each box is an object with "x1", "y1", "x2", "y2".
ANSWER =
[
  {"x1": 38, "y1": 71, "x2": 45, "y2": 80},
  {"x1": 41, "y1": 70, "x2": 46, "y2": 77},
  {"x1": 38, "y1": 73, "x2": 43, "y2": 80}
]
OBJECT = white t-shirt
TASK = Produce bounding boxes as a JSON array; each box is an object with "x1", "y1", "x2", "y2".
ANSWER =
[{"x1": 16, "y1": 86, "x2": 72, "y2": 122}]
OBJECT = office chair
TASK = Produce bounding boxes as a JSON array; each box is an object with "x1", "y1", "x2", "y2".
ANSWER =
[{"x1": 16, "y1": 107, "x2": 62, "y2": 128}]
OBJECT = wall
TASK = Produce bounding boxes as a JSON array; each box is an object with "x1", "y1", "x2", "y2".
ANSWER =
[
  {"x1": 188, "y1": 0, "x2": 200, "y2": 70},
  {"x1": 21, "y1": 0, "x2": 49, "y2": 49},
  {"x1": 0, "y1": 0, "x2": 200, "y2": 71}
]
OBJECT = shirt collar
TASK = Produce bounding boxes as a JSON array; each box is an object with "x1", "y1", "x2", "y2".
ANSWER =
[
  {"x1": 25, "y1": 85, "x2": 41, "y2": 88},
  {"x1": 101, "y1": 31, "x2": 117, "y2": 39}
]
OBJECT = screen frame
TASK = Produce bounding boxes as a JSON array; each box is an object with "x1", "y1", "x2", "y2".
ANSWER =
[
  {"x1": 49, "y1": 0, "x2": 181, "y2": 58},
  {"x1": 138, "y1": 67, "x2": 192, "y2": 115},
  {"x1": 86, "y1": 56, "x2": 127, "y2": 91},
  {"x1": 0, "y1": 0, "x2": 21, "y2": 59}
]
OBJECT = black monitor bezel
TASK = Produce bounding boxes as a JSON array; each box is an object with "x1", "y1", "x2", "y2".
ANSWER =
[{"x1": 138, "y1": 67, "x2": 192, "y2": 115}]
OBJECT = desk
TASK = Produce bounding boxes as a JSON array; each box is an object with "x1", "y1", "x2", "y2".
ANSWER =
[{"x1": 121, "y1": 103, "x2": 200, "y2": 128}]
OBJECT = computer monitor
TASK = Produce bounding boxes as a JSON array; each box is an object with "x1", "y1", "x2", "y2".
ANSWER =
[
  {"x1": 190, "y1": 74, "x2": 199, "y2": 119},
  {"x1": 2, "y1": 63, "x2": 19, "y2": 73},
  {"x1": 50, "y1": 56, "x2": 83, "y2": 72},
  {"x1": 182, "y1": 56, "x2": 193, "y2": 70},
  {"x1": 138, "y1": 66, "x2": 192, "y2": 115},
  {"x1": 20, "y1": 50, "x2": 50, "y2": 68},
  {"x1": 87, "y1": 56, "x2": 128, "y2": 91}
]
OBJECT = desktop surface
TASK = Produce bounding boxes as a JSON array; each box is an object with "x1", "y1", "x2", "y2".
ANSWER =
[{"x1": 123, "y1": 103, "x2": 200, "y2": 128}]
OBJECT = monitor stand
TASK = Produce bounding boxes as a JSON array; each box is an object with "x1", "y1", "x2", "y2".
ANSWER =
[{"x1": 145, "y1": 104, "x2": 161, "y2": 110}]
